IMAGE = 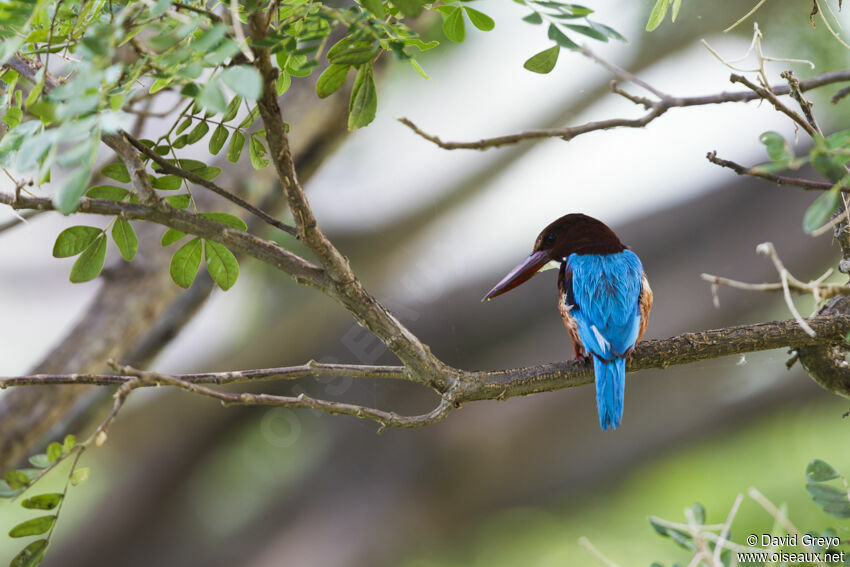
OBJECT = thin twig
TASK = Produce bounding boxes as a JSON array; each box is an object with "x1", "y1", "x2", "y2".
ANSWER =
[
  {"x1": 0, "y1": 209, "x2": 42, "y2": 234},
  {"x1": 748, "y1": 487, "x2": 826, "y2": 566},
  {"x1": 706, "y1": 152, "x2": 846, "y2": 192},
  {"x1": 812, "y1": 207, "x2": 850, "y2": 237},
  {"x1": 701, "y1": 270, "x2": 850, "y2": 300},
  {"x1": 831, "y1": 84, "x2": 850, "y2": 104},
  {"x1": 112, "y1": 363, "x2": 454, "y2": 430},
  {"x1": 400, "y1": 59, "x2": 850, "y2": 151},
  {"x1": 730, "y1": 73, "x2": 818, "y2": 137},
  {"x1": 781, "y1": 69, "x2": 822, "y2": 135},
  {"x1": 723, "y1": 0, "x2": 769, "y2": 33},
  {"x1": 0, "y1": 361, "x2": 409, "y2": 388},
  {"x1": 0, "y1": 192, "x2": 326, "y2": 288},
  {"x1": 713, "y1": 494, "x2": 744, "y2": 564},
  {"x1": 578, "y1": 537, "x2": 622, "y2": 567},
  {"x1": 123, "y1": 132, "x2": 298, "y2": 237}
]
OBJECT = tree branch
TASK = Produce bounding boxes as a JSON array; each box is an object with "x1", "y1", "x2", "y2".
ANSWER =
[
  {"x1": 122, "y1": 132, "x2": 298, "y2": 237},
  {"x1": 248, "y1": 14, "x2": 447, "y2": 381},
  {"x1": 706, "y1": 151, "x2": 847, "y2": 192},
  {"x1": 399, "y1": 50, "x2": 850, "y2": 151},
  {"x1": 2, "y1": 315, "x2": 848, "y2": 429},
  {"x1": 0, "y1": 192, "x2": 327, "y2": 288},
  {"x1": 729, "y1": 73, "x2": 818, "y2": 137}
]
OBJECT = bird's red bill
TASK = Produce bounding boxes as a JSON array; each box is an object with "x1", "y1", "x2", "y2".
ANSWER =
[{"x1": 482, "y1": 250, "x2": 550, "y2": 301}]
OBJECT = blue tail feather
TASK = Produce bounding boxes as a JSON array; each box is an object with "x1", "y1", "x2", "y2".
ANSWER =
[{"x1": 593, "y1": 356, "x2": 626, "y2": 431}]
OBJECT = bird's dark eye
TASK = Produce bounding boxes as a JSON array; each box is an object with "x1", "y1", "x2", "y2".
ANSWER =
[{"x1": 544, "y1": 232, "x2": 557, "y2": 245}]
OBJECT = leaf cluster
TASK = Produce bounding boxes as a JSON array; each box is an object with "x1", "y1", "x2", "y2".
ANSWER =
[
  {"x1": 0, "y1": 435, "x2": 87, "y2": 567},
  {"x1": 754, "y1": 130, "x2": 850, "y2": 234}
]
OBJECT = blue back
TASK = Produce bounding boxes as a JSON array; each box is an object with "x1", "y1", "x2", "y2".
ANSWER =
[
  {"x1": 567, "y1": 250, "x2": 643, "y2": 360},
  {"x1": 568, "y1": 250, "x2": 644, "y2": 430}
]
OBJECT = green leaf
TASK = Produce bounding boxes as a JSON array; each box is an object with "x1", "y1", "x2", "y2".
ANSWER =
[
  {"x1": 806, "y1": 483, "x2": 847, "y2": 503},
  {"x1": 522, "y1": 12, "x2": 543, "y2": 24},
  {"x1": 688, "y1": 503, "x2": 705, "y2": 525},
  {"x1": 9, "y1": 516, "x2": 55, "y2": 538},
  {"x1": 86, "y1": 185, "x2": 129, "y2": 201},
  {"x1": 276, "y1": 70, "x2": 291, "y2": 95},
  {"x1": 3, "y1": 106, "x2": 23, "y2": 128},
  {"x1": 220, "y1": 66, "x2": 263, "y2": 100},
  {"x1": 9, "y1": 539, "x2": 48, "y2": 567},
  {"x1": 564, "y1": 23, "x2": 608, "y2": 42},
  {"x1": 808, "y1": 459, "x2": 840, "y2": 482},
  {"x1": 348, "y1": 64, "x2": 378, "y2": 130},
  {"x1": 0, "y1": 120, "x2": 40, "y2": 167},
  {"x1": 204, "y1": 241, "x2": 239, "y2": 291},
  {"x1": 161, "y1": 228, "x2": 187, "y2": 246},
  {"x1": 21, "y1": 493, "x2": 62, "y2": 510},
  {"x1": 101, "y1": 162, "x2": 131, "y2": 183},
  {"x1": 548, "y1": 24, "x2": 579, "y2": 49},
  {"x1": 238, "y1": 106, "x2": 260, "y2": 129},
  {"x1": 63, "y1": 434, "x2": 76, "y2": 452},
  {"x1": 221, "y1": 96, "x2": 242, "y2": 123},
  {"x1": 227, "y1": 130, "x2": 246, "y2": 162},
  {"x1": 464, "y1": 7, "x2": 495, "y2": 31},
  {"x1": 803, "y1": 187, "x2": 841, "y2": 234},
  {"x1": 523, "y1": 45, "x2": 560, "y2": 74},
  {"x1": 359, "y1": 0, "x2": 386, "y2": 18},
  {"x1": 54, "y1": 166, "x2": 93, "y2": 215},
  {"x1": 646, "y1": 0, "x2": 670, "y2": 31},
  {"x1": 195, "y1": 166, "x2": 222, "y2": 180},
  {"x1": 28, "y1": 454, "x2": 49, "y2": 469},
  {"x1": 170, "y1": 238, "x2": 203, "y2": 288},
  {"x1": 186, "y1": 121, "x2": 209, "y2": 144},
  {"x1": 111, "y1": 219, "x2": 138, "y2": 261},
  {"x1": 53, "y1": 226, "x2": 102, "y2": 258},
  {"x1": 199, "y1": 212, "x2": 248, "y2": 231},
  {"x1": 316, "y1": 64, "x2": 349, "y2": 99},
  {"x1": 151, "y1": 175, "x2": 182, "y2": 190},
  {"x1": 175, "y1": 117, "x2": 192, "y2": 134},
  {"x1": 165, "y1": 194, "x2": 191, "y2": 209},
  {"x1": 671, "y1": 0, "x2": 683, "y2": 21},
  {"x1": 70, "y1": 467, "x2": 90, "y2": 486},
  {"x1": 199, "y1": 79, "x2": 227, "y2": 114},
  {"x1": 390, "y1": 0, "x2": 423, "y2": 17},
  {"x1": 69, "y1": 235, "x2": 107, "y2": 283},
  {"x1": 442, "y1": 7, "x2": 465, "y2": 43},
  {"x1": 328, "y1": 42, "x2": 379, "y2": 65},
  {"x1": 759, "y1": 131, "x2": 793, "y2": 162},
  {"x1": 46, "y1": 442, "x2": 62, "y2": 463},
  {"x1": 249, "y1": 135, "x2": 269, "y2": 169},
  {"x1": 5, "y1": 471, "x2": 29, "y2": 490},
  {"x1": 209, "y1": 125, "x2": 228, "y2": 154}
]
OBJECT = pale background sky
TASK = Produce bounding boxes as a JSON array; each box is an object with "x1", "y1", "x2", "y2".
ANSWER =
[{"x1": 0, "y1": 0, "x2": 847, "y2": 374}]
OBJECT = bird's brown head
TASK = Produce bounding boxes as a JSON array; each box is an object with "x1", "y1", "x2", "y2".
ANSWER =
[{"x1": 482, "y1": 213, "x2": 625, "y2": 301}]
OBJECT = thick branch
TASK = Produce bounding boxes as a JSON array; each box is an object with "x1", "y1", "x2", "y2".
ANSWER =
[
  {"x1": 3, "y1": 315, "x2": 848, "y2": 429},
  {"x1": 249, "y1": 14, "x2": 446, "y2": 381},
  {"x1": 463, "y1": 315, "x2": 850, "y2": 402}
]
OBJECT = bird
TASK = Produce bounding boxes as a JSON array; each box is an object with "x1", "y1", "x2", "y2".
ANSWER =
[{"x1": 482, "y1": 213, "x2": 652, "y2": 431}]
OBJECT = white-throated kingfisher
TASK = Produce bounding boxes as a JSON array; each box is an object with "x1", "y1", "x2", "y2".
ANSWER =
[{"x1": 483, "y1": 214, "x2": 652, "y2": 431}]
